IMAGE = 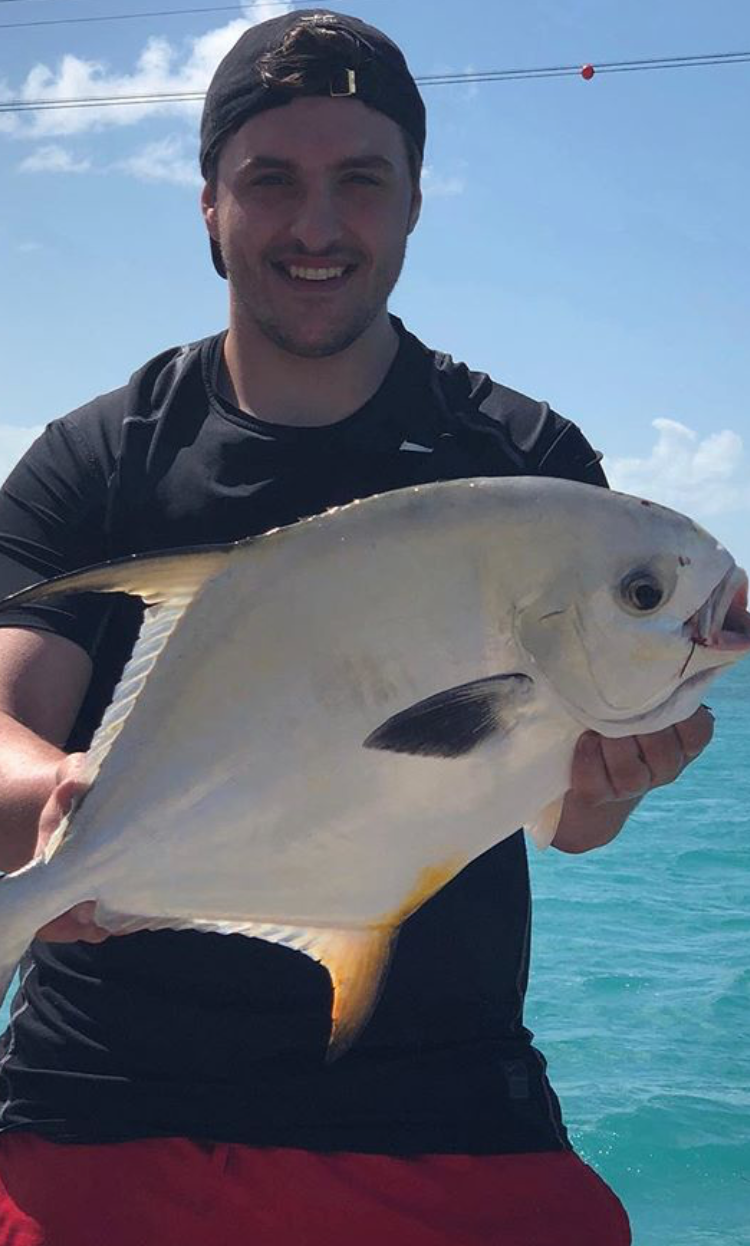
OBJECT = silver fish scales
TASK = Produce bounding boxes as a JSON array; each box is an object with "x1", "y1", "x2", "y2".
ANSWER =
[{"x1": 0, "y1": 477, "x2": 748, "y2": 1057}]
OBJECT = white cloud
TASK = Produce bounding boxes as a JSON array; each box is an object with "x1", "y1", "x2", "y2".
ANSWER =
[
  {"x1": 422, "y1": 166, "x2": 466, "y2": 198},
  {"x1": 5, "y1": 1, "x2": 291, "y2": 140},
  {"x1": 114, "y1": 135, "x2": 201, "y2": 187},
  {"x1": 17, "y1": 241, "x2": 42, "y2": 253},
  {"x1": 19, "y1": 144, "x2": 91, "y2": 173},
  {"x1": 606, "y1": 419, "x2": 749, "y2": 517},
  {"x1": 0, "y1": 424, "x2": 44, "y2": 486}
]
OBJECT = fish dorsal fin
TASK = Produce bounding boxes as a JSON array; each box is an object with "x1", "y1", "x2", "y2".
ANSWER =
[
  {"x1": 81, "y1": 600, "x2": 187, "y2": 785},
  {"x1": 0, "y1": 546, "x2": 230, "y2": 611},
  {"x1": 90, "y1": 906, "x2": 397, "y2": 1062},
  {"x1": 35, "y1": 549, "x2": 230, "y2": 863},
  {"x1": 364, "y1": 674, "x2": 534, "y2": 759}
]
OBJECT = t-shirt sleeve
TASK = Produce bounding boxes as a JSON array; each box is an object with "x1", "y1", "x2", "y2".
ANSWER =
[
  {"x1": 446, "y1": 361, "x2": 608, "y2": 488},
  {"x1": 0, "y1": 416, "x2": 113, "y2": 653},
  {"x1": 525, "y1": 407, "x2": 608, "y2": 488}
]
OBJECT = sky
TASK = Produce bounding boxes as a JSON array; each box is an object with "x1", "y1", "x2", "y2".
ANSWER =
[{"x1": 1, "y1": 0, "x2": 749, "y2": 566}]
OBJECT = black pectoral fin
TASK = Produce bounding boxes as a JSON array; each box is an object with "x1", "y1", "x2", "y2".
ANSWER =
[{"x1": 363, "y1": 675, "x2": 533, "y2": 759}]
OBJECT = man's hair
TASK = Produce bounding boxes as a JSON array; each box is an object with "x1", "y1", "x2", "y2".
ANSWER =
[{"x1": 204, "y1": 13, "x2": 423, "y2": 190}]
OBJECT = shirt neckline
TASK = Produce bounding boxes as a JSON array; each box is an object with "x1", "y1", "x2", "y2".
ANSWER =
[{"x1": 203, "y1": 319, "x2": 424, "y2": 452}]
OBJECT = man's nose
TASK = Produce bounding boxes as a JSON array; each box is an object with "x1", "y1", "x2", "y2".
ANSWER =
[{"x1": 290, "y1": 186, "x2": 344, "y2": 253}]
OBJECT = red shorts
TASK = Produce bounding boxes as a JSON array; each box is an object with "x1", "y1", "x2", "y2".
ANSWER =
[{"x1": 0, "y1": 1133, "x2": 631, "y2": 1246}]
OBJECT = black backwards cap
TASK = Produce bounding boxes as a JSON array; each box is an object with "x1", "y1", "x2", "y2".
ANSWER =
[{"x1": 200, "y1": 8, "x2": 426, "y2": 277}]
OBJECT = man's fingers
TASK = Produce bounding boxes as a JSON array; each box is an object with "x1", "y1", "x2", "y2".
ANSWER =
[
  {"x1": 634, "y1": 727, "x2": 685, "y2": 788},
  {"x1": 570, "y1": 733, "x2": 651, "y2": 803},
  {"x1": 674, "y1": 705, "x2": 715, "y2": 760},
  {"x1": 34, "y1": 759, "x2": 95, "y2": 937},
  {"x1": 53, "y1": 775, "x2": 90, "y2": 813},
  {"x1": 637, "y1": 706, "x2": 715, "y2": 788},
  {"x1": 569, "y1": 733, "x2": 614, "y2": 805},
  {"x1": 52, "y1": 753, "x2": 90, "y2": 811},
  {"x1": 36, "y1": 752, "x2": 91, "y2": 858},
  {"x1": 36, "y1": 902, "x2": 111, "y2": 944},
  {"x1": 599, "y1": 735, "x2": 653, "y2": 800},
  {"x1": 569, "y1": 706, "x2": 716, "y2": 811}
]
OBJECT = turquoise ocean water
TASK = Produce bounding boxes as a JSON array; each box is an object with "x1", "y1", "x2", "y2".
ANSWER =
[
  {"x1": 1, "y1": 666, "x2": 747, "y2": 1243},
  {"x1": 527, "y1": 662, "x2": 750, "y2": 1246}
]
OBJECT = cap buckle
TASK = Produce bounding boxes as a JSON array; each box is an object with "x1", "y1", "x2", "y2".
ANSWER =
[{"x1": 330, "y1": 68, "x2": 357, "y2": 97}]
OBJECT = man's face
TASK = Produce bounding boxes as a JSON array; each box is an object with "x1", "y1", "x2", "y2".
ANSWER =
[{"x1": 202, "y1": 96, "x2": 421, "y2": 358}]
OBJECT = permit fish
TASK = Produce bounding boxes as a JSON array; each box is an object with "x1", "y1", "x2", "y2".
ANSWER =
[{"x1": 0, "y1": 477, "x2": 748, "y2": 1058}]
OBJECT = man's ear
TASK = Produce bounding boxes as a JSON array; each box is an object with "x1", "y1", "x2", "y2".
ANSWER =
[
  {"x1": 407, "y1": 184, "x2": 422, "y2": 235},
  {"x1": 201, "y1": 181, "x2": 219, "y2": 241}
]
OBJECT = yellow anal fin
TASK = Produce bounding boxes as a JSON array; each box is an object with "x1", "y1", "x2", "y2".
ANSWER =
[
  {"x1": 167, "y1": 916, "x2": 398, "y2": 1062},
  {"x1": 315, "y1": 926, "x2": 398, "y2": 1062},
  {"x1": 0, "y1": 546, "x2": 231, "y2": 611},
  {"x1": 246, "y1": 922, "x2": 397, "y2": 1061}
]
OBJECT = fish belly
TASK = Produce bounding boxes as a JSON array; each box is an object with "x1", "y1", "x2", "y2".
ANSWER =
[{"x1": 61, "y1": 699, "x2": 576, "y2": 932}]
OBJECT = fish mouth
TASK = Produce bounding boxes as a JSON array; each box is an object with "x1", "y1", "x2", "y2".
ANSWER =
[{"x1": 685, "y1": 565, "x2": 750, "y2": 653}]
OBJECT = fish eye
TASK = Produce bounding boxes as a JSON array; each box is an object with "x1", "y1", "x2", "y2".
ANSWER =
[{"x1": 620, "y1": 570, "x2": 665, "y2": 613}]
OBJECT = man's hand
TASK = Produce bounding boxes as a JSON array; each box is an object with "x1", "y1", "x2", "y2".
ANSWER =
[
  {"x1": 552, "y1": 706, "x2": 715, "y2": 854},
  {"x1": 34, "y1": 754, "x2": 111, "y2": 944}
]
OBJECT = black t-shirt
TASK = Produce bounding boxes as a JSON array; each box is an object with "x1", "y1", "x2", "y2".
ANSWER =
[{"x1": 0, "y1": 320, "x2": 605, "y2": 1153}]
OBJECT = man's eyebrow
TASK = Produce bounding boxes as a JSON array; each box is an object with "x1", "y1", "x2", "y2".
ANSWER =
[
  {"x1": 235, "y1": 154, "x2": 396, "y2": 174},
  {"x1": 336, "y1": 156, "x2": 395, "y2": 172},
  {"x1": 236, "y1": 156, "x2": 296, "y2": 173}
]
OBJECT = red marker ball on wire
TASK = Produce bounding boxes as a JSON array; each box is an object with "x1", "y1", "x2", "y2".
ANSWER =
[{"x1": 581, "y1": 63, "x2": 595, "y2": 80}]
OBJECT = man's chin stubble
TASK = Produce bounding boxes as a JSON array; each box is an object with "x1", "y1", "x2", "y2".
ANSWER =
[
  {"x1": 252, "y1": 307, "x2": 381, "y2": 359},
  {"x1": 225, "y1": 247, "x2": 407, "y2": 359}
]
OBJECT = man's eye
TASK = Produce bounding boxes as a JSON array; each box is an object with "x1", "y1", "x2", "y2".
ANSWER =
[
  {"x1": 250, "y1": 175, "x2": 292, "y2": 188},
  {"x1": 343, "y1": 173, "x2": 382, "y2": 186}
]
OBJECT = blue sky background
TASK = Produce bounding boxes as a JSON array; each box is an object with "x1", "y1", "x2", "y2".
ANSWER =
[{"x1": 1, "y1": 0, "x2": 748, "y2": 565}]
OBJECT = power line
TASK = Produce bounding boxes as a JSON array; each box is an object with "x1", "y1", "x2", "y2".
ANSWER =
[
  {"x1": 418, "y1": 50, "x2": 750, "y2": 84},
  {"x1": 5, "y1": 91, "x2": 206, "y2": 112},
  {"x1": 1, "y1": 51, "x2": 748, "y2": 113},
  {"x1": 1, "y1": 1, "x2": 309, "y2": 27}
]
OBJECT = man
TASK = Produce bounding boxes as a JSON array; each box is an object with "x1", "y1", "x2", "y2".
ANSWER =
[{"x1": 0, "y1": 11, "x2": 712, "y2": 1245}]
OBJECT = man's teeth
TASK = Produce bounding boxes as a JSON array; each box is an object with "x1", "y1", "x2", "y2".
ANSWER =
[{"x1": 287, "y1": 265, "x2": 346, "y2": 281}]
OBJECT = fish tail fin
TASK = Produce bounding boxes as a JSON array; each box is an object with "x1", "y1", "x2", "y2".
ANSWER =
[
  {"x1": 0, "y1": 949, "x2": 24, "y2": 1015},
  {"x1": 0, "y1": 867, "x2": 44, "y2": 1012}
]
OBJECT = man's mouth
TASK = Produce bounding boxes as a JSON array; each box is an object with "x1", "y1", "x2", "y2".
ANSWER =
[{"x1": 271, "y1": 261, "x2": 357, "y2": 287}]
